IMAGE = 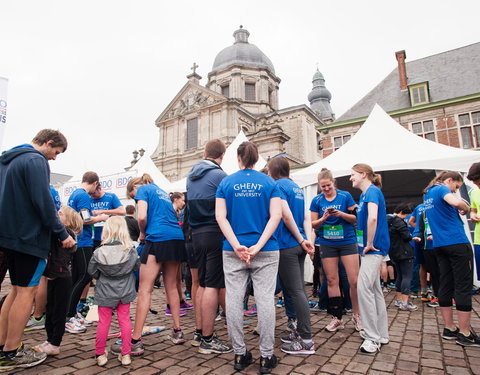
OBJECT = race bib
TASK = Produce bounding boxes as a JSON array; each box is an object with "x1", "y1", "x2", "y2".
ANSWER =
[
  {"x1": 356, "y1": 229, "x2": 364, "y2": 247},
  {"x1": 324, "y1": 225, "x2": 344, "y2": 240}
]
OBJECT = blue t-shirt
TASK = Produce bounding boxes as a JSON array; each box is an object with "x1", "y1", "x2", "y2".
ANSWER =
[
  {"x1": 309, "y1": 190, "x2": 357, "y2": 246},
  {"x1": 274, "y1": 178, "x2": 306, "y2": 249},
  {"x1": 424, "y1": 183, "x2": 469, "y2": 247},
  {"x1": 91, "y1": 192, "x2": 123, "y2": 241},
  {"x1": 356, "y1": 185, "x2": 390, "y2": 255},
  {"x1": 50, "y1": 185, "x2": 61, "y2": 211},
  {"x1": 68, "y1": 188, "x2": 94, "y2": 248},
  {"x1": 135, "y1": 183, "x2": 184, "y2": 242},
  {"x1": 216, "y1": 169, "x2": 280, "y2": 251}
]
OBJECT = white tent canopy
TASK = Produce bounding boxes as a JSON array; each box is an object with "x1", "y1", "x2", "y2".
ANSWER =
[
  {"x1": 292, "y1": 104, "x2": 480, "y2": 188},
  {"x1": 167, "y1": 130, "x2": 267, "y2": 192}
]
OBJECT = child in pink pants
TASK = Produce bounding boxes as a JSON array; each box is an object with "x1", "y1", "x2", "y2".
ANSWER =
[{"x1": 88, "y1": 217, "x2": 140, "y2": 366}]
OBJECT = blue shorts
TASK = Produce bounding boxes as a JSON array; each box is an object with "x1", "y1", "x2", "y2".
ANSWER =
[
  {"x1": 413, "y1": 242, "x2": 425, "y2": 265},
  {"x1": 3, "y1": 248, "x2": 47, "y2": 287}
]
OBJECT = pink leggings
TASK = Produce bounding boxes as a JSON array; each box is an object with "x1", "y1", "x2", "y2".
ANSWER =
[{"x1": 95, "y1": 303, "x2": 132, "y2": 356}]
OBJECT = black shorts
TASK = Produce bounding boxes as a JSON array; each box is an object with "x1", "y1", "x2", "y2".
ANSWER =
[
  {"x1": 319, "y1": 243, "x2": 358, "y2": 258},
  {"x1": 3, "y1": 248, "x2": 47, "y2": 287},
  {"x1": 141, "y1": 240, "x2": 186, "y2": 264},
  {"x1": 192, "y1": 231, "x2": 225, "y2": 289},
  {"x1": 185, "y1": 241, "x2": 197, "y2": 269}
]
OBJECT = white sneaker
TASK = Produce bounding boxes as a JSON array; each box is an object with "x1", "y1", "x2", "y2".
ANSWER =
[
  {"x1": 76, "y1": 312, "x2": 93, "y2": 326},
  {"x1": 360, "y1": 339, "x2": 380, "y2": 354},
  {"x1": 359, "y1": 330, "x2": 389, "y2": 344},
  {"x1": 352, "y1": 314, "x2": 362, "y2": 332},
  {"x1": 325, "y1": 316, "x2": 344, "y2": 332},
  {"x1": 118, "y1": 353, "x2": 132, "y2": 365},
  {"x1": 65, "y1": 317, "x2": 86, "y2": 334},
  {"x1": 96, "y1": 351, "x2": 108, "y2": 366}
]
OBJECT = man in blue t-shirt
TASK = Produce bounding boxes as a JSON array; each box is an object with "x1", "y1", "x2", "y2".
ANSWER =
[
  {"x1": 66, "y1": 172, "x2": 109, "y2": 329},
  {"x1": 89, "y1": 185, "x2": 125, "y2": 248}
]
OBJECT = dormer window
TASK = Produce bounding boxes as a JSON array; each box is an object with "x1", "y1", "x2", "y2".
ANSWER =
[{"x1": 408, "y1": 82, "x2": 429, "y2": 106}]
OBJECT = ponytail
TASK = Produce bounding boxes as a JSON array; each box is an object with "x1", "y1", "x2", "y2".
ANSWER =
[
  {"x1": 352, "y1": 163, "x2": 382, "y2": 188},
  {"x1": 423, "y1": 171, "x2": 463, "y2": 194}
]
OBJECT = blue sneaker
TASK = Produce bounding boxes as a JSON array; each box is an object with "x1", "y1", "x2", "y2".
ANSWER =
[{"x1": 276, "y1": 298, "x2": 284, "y2": 308}]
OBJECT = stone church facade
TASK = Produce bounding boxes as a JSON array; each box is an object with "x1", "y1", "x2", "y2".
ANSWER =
[{"x1": 151, "y1": 27, "x2": 334, "y2": 181}]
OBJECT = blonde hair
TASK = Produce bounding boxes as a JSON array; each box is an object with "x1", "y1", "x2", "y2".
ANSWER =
[
  {"x1": 317, "y1": 168, "x2": 335, "y2": 183},
  {"x1": 352, "y1": 163, "x2": 382, "y2": 188},
  {"x1": 126, "y1": 173, "x2": 154, "y2": 199},
  {"x1": 59, "y1": 206, "x2": 83, "y2": 234},
  {"x1": 101, "y1": 216, "x2": 133, "y2": 250}
]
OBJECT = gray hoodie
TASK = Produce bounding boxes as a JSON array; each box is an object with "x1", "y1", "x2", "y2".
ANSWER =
[{"x1": 88, "y1": 241, "x2": 140, "y2": 308}]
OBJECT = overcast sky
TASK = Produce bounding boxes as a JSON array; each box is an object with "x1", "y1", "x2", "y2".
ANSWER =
[{"x1": 1, "y1": 0, "x2": 479, "y2": 178}]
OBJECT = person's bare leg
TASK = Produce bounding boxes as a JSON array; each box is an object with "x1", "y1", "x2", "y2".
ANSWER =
[
  {"x1": 341, "y1": 254, "x2": 360, "y2": 315},
  {"x1": 190, "y1": 269, "x2": 202, "y2": 330},
  {"x1": 0, "y1": 289, "x2": 17, "y2": 345},
  {"x1": 322, "y1": 257, "x2": 341, "y2": 297},
  {"x1": 132, "y1": 257, "x2": 161, "y2": 339},
  {"x1": 163, "y1": 262, "x2": 181, "y2": 329},
  {"x1": 219, "y1": 288, "x2": 226, "y2": 313},
  {"x1": 4, "y1": 286, "x2": 38, "y2": 350},
  {"x1": 458, "y1": 310, "x2": 472, "y2": 336},
  {"x1": 176, "y1": 265, "x2": 184, "y2": 301},
  {"x1": 201, "y1": 287, "x2": 220, "y2": 336},
  {"x1": 32, "y1": 276, "x2": 47, "y2": 318},
  {"x1": 440, "y1": 306, "x2": 455, "y2": 331}
]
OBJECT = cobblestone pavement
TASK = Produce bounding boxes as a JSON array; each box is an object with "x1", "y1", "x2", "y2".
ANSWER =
[{"x1": 5, "y1": 284, "x2": 480, "y2": 375}]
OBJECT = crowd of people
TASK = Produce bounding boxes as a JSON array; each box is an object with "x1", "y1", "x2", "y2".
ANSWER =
[{"x1": 0, "y1": 129, "x2": 479, "y2": 373}]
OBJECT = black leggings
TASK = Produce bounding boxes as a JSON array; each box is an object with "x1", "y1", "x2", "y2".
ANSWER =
[
  {"x1": 436, "y1": 243, "x2": 473, "y2": 311},
  {"x1": 46, "y1": 277, "x2": 72, "y2": 346},
  {"x1": 66, "y1": 247, "x2": 93, "y2": 318},
  {"x1": 423, "y1": 250, "x2": 440, "y2": 297}
]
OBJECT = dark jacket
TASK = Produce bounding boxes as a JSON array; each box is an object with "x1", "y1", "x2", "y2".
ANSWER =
[
  {"x1": 0, "y1": 145, "x2": 68, "y2": 258},
  {"x1": 186, "y1": 159, "x2": 227, "y2": 232},
  {"x1": 387, "y1": 214, "x2": 413, "y2": 262},
  {"x1": 44, "y1": 228, "x2": 77, "y2": 279},
  {"x1": 125, "y1": 216, "x2": 140, "y2": 242},
  {"x1": 88, "y1": 242, "x2": 140, "y2": 308}
]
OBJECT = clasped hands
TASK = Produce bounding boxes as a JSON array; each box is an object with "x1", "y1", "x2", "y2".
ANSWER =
[{"x1": 234, "y1": 244, "x2": 261, "y2": 265}]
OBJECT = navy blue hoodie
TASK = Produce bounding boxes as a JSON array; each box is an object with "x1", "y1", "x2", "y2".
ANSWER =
[
  {"x1": 186, "y1": 159, "x2": 226, "y2": 232},
  {"x1": 0, "y1": 145, "x2": 68, "y2": 259}
]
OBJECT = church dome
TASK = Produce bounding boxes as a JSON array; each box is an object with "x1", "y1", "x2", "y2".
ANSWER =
[
  {"x1": 307, "y1": 69, "x2": 332, "y2": 102},
  {"x1": 211, "y1": 26, "x2": 275, "y2": 74}
]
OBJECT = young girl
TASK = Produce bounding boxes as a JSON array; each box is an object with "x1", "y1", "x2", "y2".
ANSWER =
[
  {"x1": 32, "y1": 206, "x2": 83, "y2": 355},
  {"x1": 88, "y1": 216, "x2": 140, "y2": 366}
]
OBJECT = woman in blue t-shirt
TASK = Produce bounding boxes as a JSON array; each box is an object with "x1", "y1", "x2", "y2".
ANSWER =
[
  {"x1": 350, "y1": 163, "x2": 389, "y2": 355},
  {"x1": 310, "y1": 168, "x2": 361, "y2": 333},
  {"x1": 423, "y1": 171, "x2": 477, "y2": 347},
  {"x1": 216, "y1": 142, "x2": 282, "y2": 373},
  {"x1": 125, "y1": 173, "x2": 186, "y2": 352},
  {"x1": 267, "y1": 156, "x2": 315, "y2": 356}
]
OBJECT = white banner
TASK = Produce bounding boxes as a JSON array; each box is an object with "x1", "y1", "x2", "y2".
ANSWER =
[
  {"x1": 0, "y1": 77, "x2": 8, "y2": 150},
  {"x1": 60, "y1": 170, "x2": 137, "y2": 204}
]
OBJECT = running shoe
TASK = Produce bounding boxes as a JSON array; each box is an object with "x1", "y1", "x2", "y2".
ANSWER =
[
  {"x1": 191, "y1": 332, "x2": 202, "y2": 347},
  {"x1": 180, "y1": 301, "x2": 194, "y2": 310},
  {"x1": 75, "y1": 312, "x2": 93, "y2": 326},
  {"x1": 276, "y1": 298, "x2": 284, "y2": 308},
  {"x1": 427, "y1": 298, "x2": 439, "y2": 307},
  {"x1": 352, "y1": 314, "x2": 362, "y2": 332},
  {"x1": 382, "y1": 286, "x2": 389, "y2": 294},
  {"x1": 359, "y1": 339, "x2": 380, "y2": 355},
  {"x1": 259, "y1": 354, "x2": 277, "y2": 374},
  {"x1": 198, "y1": 337, "x2": 233, "y2": 354},
  {"x1": 308, "y1": 300, "x2": 318, "y2": 308},
  {"x1": 234, "y1": 350, "x2": 253, "y2": 371},
  {"x1": 96, "y1": 351, "x2": 108, "y2": 367},
  {"x1": 387, "y1": 282, "x2": 396, "y2": 289},
  {"x1": 325, "y1": 316, "x2": 344, "y2": 332},
  {"x1": 359, "y1": 329, "x2": 389, "y2": 344},
  {"x1": 223, "y1": 320, "x2": 251, "y2": 329},
  {"x1": 118, "y1": 353, "x2": 131, "y2": 365},
  {"x1": 185, "y1": 292, "x2": 191, "y2": 300},
  {"x1": 281, "y1": 331, "x2": 300, "y2": 344},
  {"x1": 398, "y1": 302, "x2": 418, "y2": 311},
  {"x1": 0, "y1": 344, "x2": 47, "y2": 370},
  {"x1": 244, "y1": 306, "x2": 257, "y2": 317},
  {"x1": 456, "y1": 330, "x2": 480, "y2": 347},
  {"x1": 24, "y1": 315, "x2": 46, "y2": 331},
  {"x1": 287, "y1": 317, "x2": 297, "y2": 332},
  {"x1": 421, "y1": 293, "x2": 431, "y2": 302},
  {"x1": 111, "y1": 340, "x2": 144, "y2": 356},
  {"x1": 65, "y1": 317, "x2": 86, "y2": 334},
  {"x1": 165, "y1": 308, "x2": 186, "y2": 317},
  {"x1": 442, "y1": 327, "x2": 459, "y2": 340},
  {"x1": 393, "y1": 299, "x2": 401, "y2": 307},
  {"x1": 168, "y1": 329, "x2": 186, "y2": 345},
  {"x1": 281, "y1": 338, "x2": 315, "y2": 355},
  {"x1": 31, "y1": 341, "x2": 60, "y2": 356}
]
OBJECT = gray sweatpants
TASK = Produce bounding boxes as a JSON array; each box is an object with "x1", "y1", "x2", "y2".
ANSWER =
[
  {"x1": 278, "y1": 245, "x2": 311, "y2": 339},
  {"x1": 357, "y1": 254, "x2": 389, "y2": 343},
  {"x1": 223, "y1": 250, "x2": 279, "y2": 357}
]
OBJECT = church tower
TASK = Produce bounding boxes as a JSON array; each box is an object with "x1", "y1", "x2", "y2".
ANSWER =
[{"x1": 308, "y1": 69, "x2": 335, "y2": 123}]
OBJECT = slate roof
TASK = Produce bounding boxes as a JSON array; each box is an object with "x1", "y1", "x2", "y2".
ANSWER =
[{"x1": 336, "y1": 42, "x2": 480, "y2": 122}]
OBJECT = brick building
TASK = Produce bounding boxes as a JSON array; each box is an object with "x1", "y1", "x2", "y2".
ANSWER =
[{"x1": 319, "y1": 42, "x2": 480, "y2": 158}]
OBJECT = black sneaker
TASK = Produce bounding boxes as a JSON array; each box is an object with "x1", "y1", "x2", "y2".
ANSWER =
[
  {"x1": 456, "y1": 331, "x2": 480, "y2": 347},
  {"x1": 234, "y1": 350, "x2": 253, "y2": 371},
  {"x1": 442, "y1": 327, "x2": 459, "y2": 340},
  {"x1": 259, "y1": 354, "x2": 277, "y2": 374}
]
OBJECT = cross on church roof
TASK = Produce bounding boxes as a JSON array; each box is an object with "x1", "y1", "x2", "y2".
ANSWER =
[{"x1": 191, "y1": 62, "x2": 199, "y2": 74}]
